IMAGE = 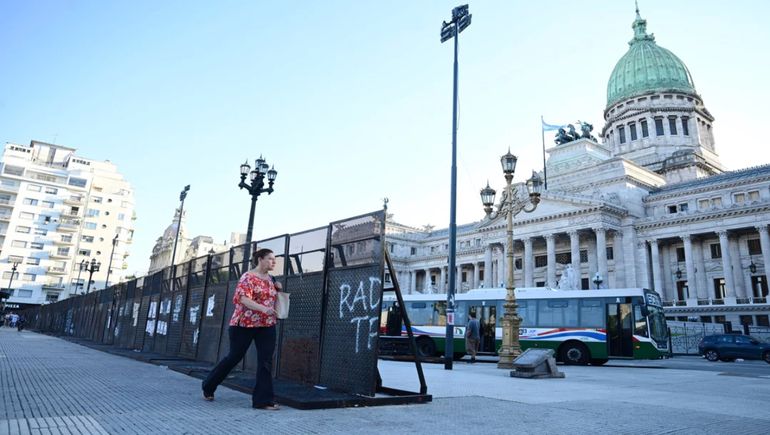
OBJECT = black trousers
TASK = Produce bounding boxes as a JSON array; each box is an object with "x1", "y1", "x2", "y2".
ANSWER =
[{"x1": 202, "y1": 325, "x2": 276, "y2": 407}]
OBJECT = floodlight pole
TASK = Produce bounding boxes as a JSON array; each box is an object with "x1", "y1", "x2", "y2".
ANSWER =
[{"x1": 441, "y1": 4, "x2": 471, "y2": 370}]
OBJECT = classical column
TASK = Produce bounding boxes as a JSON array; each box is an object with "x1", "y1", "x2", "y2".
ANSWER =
[
  {"x1": 682, "y1": 235, "x2": 696, "y2": 300},
  {"x1": 650, "y1": 239, "x2": 663, "y2": 297},
  {"x1": 729, "y1": 235, "x2": 746, "y2": 299},
  {"x1": 594, "y1": 227, "x2": 608, "y2": 286},
  {"x1": 623, "y1": 227, "x2": 638, "y2": 287},
  {"x1": 636, "y1": 240, "x2": 650, "y2": 289},
  {"x1": 545, "y1": 234, "x2": 556, "y2": 288},
  {"x1": 718, "y1": 230, "x2": 736, "y2": 299},
  {"x1": 455, "y1": 264, "x2": 463, "y2": 293},
  {"x1": 498, "y1": 245, "x2": 506, "y2": 288},
  {"x1": 473, "y1": 262, "x2": 480, "y2": 289},
  {"x1": 484, "y1": 245, "x2": 493, "y2": 288},
  {"x1": 409, "y1": 271, "x2": 416, "y2": 294},
  {"x1": 523, "y1": 237, "x2": 534, "y2": 287},
  {"x1": 568, "y1": 230, "x2": 580, "y2": 278},
  {"x1": 612, "y1": 231, "x2": 625, "y2": 288},
  {"x1": 423, "y1": 268, "x2": 431, "y2": 293},
  {"x1": 693, "y1": 240, "x2": 708, "y2": 299},
  {"x1": 439, "y1": 266, "x2": 446, "y2": 293},
  {"x1": 757, "y1": 225, "x2": 770, "y2": 288}
]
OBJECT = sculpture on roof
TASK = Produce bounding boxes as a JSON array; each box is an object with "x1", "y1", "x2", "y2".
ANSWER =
[
  {"x1": 578, "y1": 120, "x2": 597, "y2": 141},
  {"x1": 554, "y1": 121, "x2": 597, "y2": 145}
]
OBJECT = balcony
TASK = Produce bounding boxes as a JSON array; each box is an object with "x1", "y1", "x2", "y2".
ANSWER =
[
  {"x1": 57, "y1": 217, "x2": 80, "y2": 232},
  {"x1": 47, "y1": 266, "x2": 67, "y2": 275},
  {"x1": 53, "y1": 236, "x2": 74, "y2": 245},
  {"x1": 0, "y1": 213, "x2": 11, "y2": 221},
  {"x1": 0, "y1": 198, "x2": 15, "y2": 208},
  {"x1": 42, "y1": 282, "x2": 66, "y2": 292},
  {"x1": 49, "y1": 250, "x2": 71, "y2": 260},
  {"x1": 0, "y1": 184, "x2": 18, "y2": 194},
  {"x1": 63, "y1": 196, "x2": 84, "y2": 206}
]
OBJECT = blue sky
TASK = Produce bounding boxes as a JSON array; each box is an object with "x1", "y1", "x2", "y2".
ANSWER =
[{"x1": 2, "y1": 1, "x2": 769, "y2": 276}]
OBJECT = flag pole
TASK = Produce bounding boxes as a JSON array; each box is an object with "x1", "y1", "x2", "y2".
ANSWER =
[{"x1": 541, "y1": 115, "x2": 548, "y2": 190}]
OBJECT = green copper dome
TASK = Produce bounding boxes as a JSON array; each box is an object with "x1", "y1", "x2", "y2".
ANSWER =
[{"x1": 606, "y1": 8, "x2": 696, "y2": 108}]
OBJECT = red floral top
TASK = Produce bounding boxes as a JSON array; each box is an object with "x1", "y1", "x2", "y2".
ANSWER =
[{"x1": 229, "y1": 272, "x2": 277, "y2": 328}]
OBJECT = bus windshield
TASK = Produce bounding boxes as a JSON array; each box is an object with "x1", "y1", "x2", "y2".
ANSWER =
[{"x1": 648, "y1": 305, "x2": 668, "y2": 345}]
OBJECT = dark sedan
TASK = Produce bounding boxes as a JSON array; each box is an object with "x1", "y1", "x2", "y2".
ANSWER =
[{"x1": 698, "y1": 334, "x2": 770, "y2": 363}]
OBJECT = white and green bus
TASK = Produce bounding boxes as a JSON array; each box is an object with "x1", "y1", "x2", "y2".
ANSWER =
[{"x1": 381, "y1": 287, "x2": 669, "y2": 365}]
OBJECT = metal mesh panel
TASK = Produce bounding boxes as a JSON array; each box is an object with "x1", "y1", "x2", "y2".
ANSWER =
[
  {"x1": 141, "y1": 272, "x2": 163, "y2": 352},
  {"x1": 165, "y1": 286, "x2": 188, "y2": 356},
  {"x1": 276, "y1": 272, "x2": 325, "y2": 384},
  {"x1": 153, "y1": 271, "x2": 173, "y2": 353},
  {"x1": 179, "y1": 287, "x2": 205, "y2": 359},
  {"x1": 133, "y1": 290, "x2": 149, "y2": 350},
  {"x1": 197, "y1": 282, "x2": 228, "y2": 363},
  {"x1": 217, "y1": 277, "x2": 238, "y2": 364},
  {"x1": 319, "y1": 265, "x2": 383, "y2": 396}
]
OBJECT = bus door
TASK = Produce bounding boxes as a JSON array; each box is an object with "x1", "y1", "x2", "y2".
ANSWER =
[
  {"x1": 607, "y1": 302, "x2": 634, "y2": 358},
  {"x1": 469, "y1": 304, "x2": 497, "y2": 353}
]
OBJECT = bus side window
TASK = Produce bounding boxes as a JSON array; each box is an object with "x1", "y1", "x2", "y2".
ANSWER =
[
  {"x1": 633, "y1": 305, "x2": 649, "y2": 337},
  {"x1": 519, "y1": 300, "x2": 536, "y2": 327},
  {"x1": 579, "y1": 299, "x2": 603, "y2": 327},
  {"x1": 455, "y1": 301, "x2": 467, "y2": 326},
  {"x1": 537, "y1": 299, "x2": 578, "y2": 327},
  {"x1": 433, "y1": 301, "x2": 447, "y2": 326}
]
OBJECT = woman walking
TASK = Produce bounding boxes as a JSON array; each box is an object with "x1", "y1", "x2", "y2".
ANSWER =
[{"x1": 202, "y1": 248, "x2": 281, "y2": 410}]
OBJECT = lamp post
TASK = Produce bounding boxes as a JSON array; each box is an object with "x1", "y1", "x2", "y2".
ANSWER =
[
  {"x1": 5, "y1": 262, "x2": 19, "y2": 303},
  {"x1": 76, "y1": 260, "x2": 86, "y2": 294},
  {"x1": 592, "y1": 272, "x2": 603, "y2": 289},
  {"x1": 238, "y1": 156, "x2": 277, "y2": 273},
  {"x1": 105, "y1": 233, "x2": 119, "y2": 288},
  {"x1": 170, "y1": 185, "x2": 190, "y2": 269},
  {"x1": 84, "y1": 258, "x2": 101, "y2": 294},
  {"x1": 480, "y1": 150, "x2": 543, "y2": 369},
  {"x1": 440, "y1": 3, "x2": 472, "y2": 371}
]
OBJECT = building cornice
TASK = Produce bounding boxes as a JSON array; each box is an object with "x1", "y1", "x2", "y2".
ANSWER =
[{"x1": 635, "y1": 203, "x2": 770, "y2": 231}]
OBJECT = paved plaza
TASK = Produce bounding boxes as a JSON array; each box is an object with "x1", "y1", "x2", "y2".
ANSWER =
[{"x1": 1, "y1": 327, "x2": 769, "y2": 434}]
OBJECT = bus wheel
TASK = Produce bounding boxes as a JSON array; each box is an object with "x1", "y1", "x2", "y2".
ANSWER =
[
  {"x1": 560, "y1": 341, "x2": 590, "y2": 365},
  {"x1": 590, "y1": 358, "x2": 608, "y2": 366},
  {"x1": 416, "y1": 336, "x2": 436, "y2": 357}
]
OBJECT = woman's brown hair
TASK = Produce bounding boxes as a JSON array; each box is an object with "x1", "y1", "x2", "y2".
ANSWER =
[{"x1": 251, "y1": 248, "x2": 274, "y2": 267}]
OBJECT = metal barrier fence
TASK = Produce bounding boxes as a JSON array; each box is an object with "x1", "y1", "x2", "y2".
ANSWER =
[
  {"x1": 668, "y1": 321, "x2": 725, "y2": 354},
  {"x1": 22, "y1": 210, "x2": 386, "y2": 398},
  {"x1": 749, "y1": 326, "x2": 770, "y2": 342}
]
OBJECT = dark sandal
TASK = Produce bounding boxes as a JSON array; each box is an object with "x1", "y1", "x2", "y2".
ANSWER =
[
  {"x1": 254, "y1": 403, "x2": 280, "y2": 410},
  {"x1": 203, "y1": 391, "x2": 215, "y2": 401}
]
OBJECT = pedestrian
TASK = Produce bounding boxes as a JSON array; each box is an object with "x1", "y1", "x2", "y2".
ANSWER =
[
  {"x1": 465, "y1": 312, "x2": 480, "y2": 363},
  {"x1": 16, "y1": 314, "x2": 25, "y2": 332},
  {"x1": 202, "y1": 248, "x2": 281, "y2": 410}
]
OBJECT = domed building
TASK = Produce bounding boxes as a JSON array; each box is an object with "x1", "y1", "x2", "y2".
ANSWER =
[
  {"x1": 602, "y1": 7, "x2": 722, "y2": 182},
  {"x1": 386, "y1": 7, "x2": 770, "y2": 331}
]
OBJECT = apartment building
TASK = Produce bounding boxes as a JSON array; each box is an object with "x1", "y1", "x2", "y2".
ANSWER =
[{"x1": 0, "y1": 140, "x2": 135, "y2": 307}]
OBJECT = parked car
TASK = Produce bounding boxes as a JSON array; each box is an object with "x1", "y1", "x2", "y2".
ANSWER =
[{"x1": 698, "y1": 334, "x2": 770, "y2": 363}]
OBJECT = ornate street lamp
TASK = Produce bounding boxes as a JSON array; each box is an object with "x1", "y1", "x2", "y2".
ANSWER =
[
  {"x1": 592, "y1": 272, "x2": 603, "y2": 289},
  {"x1": 440, "y1": 3, "x2": 472, "y2": 371},
  {"x1": 238, "y1": 156, "x2": 277, "y2": 273},
  {"x1": 75, "y1": 260, "x2": 86, "y2": 294},
  {"x1": 675, "y1": 266, "x2": 683, "y2": 280},
  {"x1": 170, "y1": 185, "x2": 190, "y2": 269},
  {"x1": 480, "y1": 150, "x2": 542, "y2": 369},
  {"x1": 105, "y1": 233, "x2": 119, "y2": 288},
  {"x1": 84, "y1": 258, "x2": 101, "y2": 294}
]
